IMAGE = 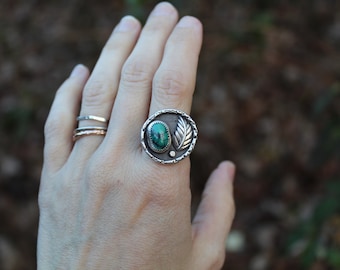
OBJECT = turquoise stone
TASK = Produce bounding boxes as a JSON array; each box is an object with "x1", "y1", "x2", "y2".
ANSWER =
[{"x1": 147, "y1": 121, "x2": 171, "y2": 153}]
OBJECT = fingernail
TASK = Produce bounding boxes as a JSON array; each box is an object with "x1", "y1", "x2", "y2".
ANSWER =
[
  {"x1": 219, "y1": 161, "x2": 236, "y2": 182},
  {"x1": 151, "y1": 2, "x2": 176, "y2": 16},
  {"x1": 115, "y1": 16, "x2": 138, "y2": 32},
  {"x1": 70, "y1": 64, "x2": 87, "y2": 78},
  {"x1": 177, "y1": 16, "x2": 201, "y2": 29}
]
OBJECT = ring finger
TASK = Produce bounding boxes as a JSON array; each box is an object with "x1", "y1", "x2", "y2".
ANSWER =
[{"x1": 150, "y1": 16, "x2": 203, "y2": 115}]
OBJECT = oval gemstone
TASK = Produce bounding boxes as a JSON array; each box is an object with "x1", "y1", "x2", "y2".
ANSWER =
[{"x1": 147, "y1": 121, "x2": 171, "y2": 153}]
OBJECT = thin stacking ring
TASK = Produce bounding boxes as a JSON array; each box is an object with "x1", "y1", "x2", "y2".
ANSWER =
[
  {"x1": 73, "y1": 126, "x2": 107, "y2": 141},
  {"x1": 74, "y1": 116, "x2": 108, "y2": 141},
  {"x1": 77, "y1": 115, "x2": 108, "y2": 123},
  {"x1": 74, "y1": 126, "x2": 107, "y2": 132}
]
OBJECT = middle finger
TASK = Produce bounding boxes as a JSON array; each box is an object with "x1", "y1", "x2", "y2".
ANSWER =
[{"x1": 106, "y1": 2, "x2": 179, "y2": 148}]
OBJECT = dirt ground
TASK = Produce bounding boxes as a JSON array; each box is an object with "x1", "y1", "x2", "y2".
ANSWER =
[{"x1": 0, "y1": 0, "x2": 339, "y2": 269}]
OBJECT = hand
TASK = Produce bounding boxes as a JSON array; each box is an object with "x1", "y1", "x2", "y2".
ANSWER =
[{"x1": 37, "y1": 2, "x2": 235, "y2": 269}]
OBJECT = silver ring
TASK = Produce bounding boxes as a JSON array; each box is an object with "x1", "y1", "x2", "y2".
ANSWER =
[
  {"x1": 77, "y1": 115, "x2": 108, "y2": 123},
  {"x1": 141, "y1": 109, "x2": 198, "y2": 164},
  {"x1": 73, "y1": 126, "x2": 107, "y2": 141}
]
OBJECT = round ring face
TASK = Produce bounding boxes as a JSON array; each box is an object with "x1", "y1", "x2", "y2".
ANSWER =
[{"x1": 141, "y1": 109, "x2": 198, "y2": 164}]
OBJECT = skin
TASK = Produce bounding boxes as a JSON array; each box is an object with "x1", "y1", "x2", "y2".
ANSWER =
[{"x1": 37, "y1": 2, "x2": 235, "y2": 270}]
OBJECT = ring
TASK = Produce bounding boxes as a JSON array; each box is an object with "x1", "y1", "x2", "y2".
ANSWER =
[
  {"x1": 73, "y1": 126, "x2": 107, "y2": 141},
  {"x1": 74, "y1": 126, "x2": 108, "y2": 132},
  {"x1": 141, "y1": 109, "x2": 198, "y2": 164},
  {"x1": 77, "y1": 115, "x2": 108, "y2": 123}
]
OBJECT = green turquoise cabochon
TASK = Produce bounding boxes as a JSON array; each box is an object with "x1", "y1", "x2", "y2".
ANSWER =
[{"x1": 146, "y1": 120, "x2": 171, "y2": 153}]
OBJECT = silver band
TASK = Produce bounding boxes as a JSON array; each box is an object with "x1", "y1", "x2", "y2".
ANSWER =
[
  {"x1": 141, "y1": 109, "x2": 198, "y2": 164},
  {"x1": 77, "y1": 115, "x2": 108, "y2": 123}
]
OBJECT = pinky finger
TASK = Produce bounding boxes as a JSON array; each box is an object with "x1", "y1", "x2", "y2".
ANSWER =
[
  {"x1": 43, "y1": 64, "x2": 89, "y2": 173},
  {"x1": 191, "y1": 161, "x2": 236, "y2": 269}
]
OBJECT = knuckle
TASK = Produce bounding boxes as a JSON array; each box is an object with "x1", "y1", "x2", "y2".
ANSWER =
[
  {"x1": 153, "y1": 69, "x2": 188, "y2": 103},
  {"x1": 87, "y1": 163, "x2": 110, "y2": 187},
  {"x1": 137, "y1": 170, "x2": 182, "y2": 208},
  {"x1": 121, "y1": 59, "x2": 153, "y2": 88},
  {"x1": 85, "y1": 154, "x2": 122, "y2": 193},
  {"x1": 102, "y1": 38, "x2": 122, "y2": 54},
  {"x1": 152, "y1": 184, "x2": 186, "y2": 209},
  {"x1": 82, "y1": 79, "x2": 107, "y2": 108},
  {"x1": 149, "y1": 182, "x2": 179, "y2": 207},
  {"x1": 44, "y1": 114, "x2": 62, "y2": 140},
  {"x1": 86, "y1": 171, "x2": 113, "y2": 195}
]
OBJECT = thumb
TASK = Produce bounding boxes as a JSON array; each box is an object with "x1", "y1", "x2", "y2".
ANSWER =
[{"x1": 191, "y1": 161, "x2": 236, "y2": 269}]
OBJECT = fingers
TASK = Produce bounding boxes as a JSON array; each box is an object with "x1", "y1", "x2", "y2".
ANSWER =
[
  {"x1": 52, "y1": 2, "x2": 203, "y2": 167},
  {"x1": 74, "y1": 16, "x2": 141, "y2": 154},
  {"x1": 107, "y1": 4, "x2": 203, "y2": 150},
  {"x1": 107, "y1": 2, "x2": 179, "y2": 146},
  {"x1": 43, "y1": 65, "x2": 89, "y2": 173},
  {"x1": 149, "y1": 16, "x2": 202, "y2": 115},
  {"x1": 192, "y1": 161, "x2": 236, "y2": 269}
]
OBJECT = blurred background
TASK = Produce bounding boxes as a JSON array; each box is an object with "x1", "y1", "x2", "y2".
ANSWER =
[{"x1": 0, "y1": 0, "x2": 339, "y2": 269}]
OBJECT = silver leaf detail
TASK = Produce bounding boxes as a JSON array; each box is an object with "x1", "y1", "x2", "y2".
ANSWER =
[{"x1": 173, "y1": 116, "x2": 192, "y2": 151}]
